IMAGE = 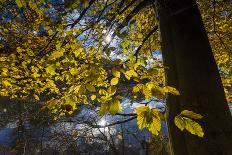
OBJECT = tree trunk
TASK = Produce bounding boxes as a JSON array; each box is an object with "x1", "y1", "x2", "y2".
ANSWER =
[{"x1": 156, "y1": 0, "x2": 232, "y2": 154}]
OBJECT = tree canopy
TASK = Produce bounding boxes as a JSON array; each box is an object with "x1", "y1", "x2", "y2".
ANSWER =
[{"x1": 0, "y1": 0, "x2": 231, "y2": 149}]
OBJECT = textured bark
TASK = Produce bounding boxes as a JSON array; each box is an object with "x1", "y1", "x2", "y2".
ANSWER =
[{"x1": 156, "y1": 0, "x2": 232, "y2": 154}]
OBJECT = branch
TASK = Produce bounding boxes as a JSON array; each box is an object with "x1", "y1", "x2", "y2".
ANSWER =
[
  {"x1": 38, "y1": 31, "x2": 58, "y2": 56},
  {"x1": 93, "y1": 116, "x2": 137, "y2": 128},
  {"x1": 67, "y1": 0, "x2": 96, "y2": 28},
  {"x1": 134, "y1": 25, "x2": 158, "y2": 59},
  {"x1": 115, "y1": 113, "x2": 137, "y2": 116},
  {"x1": 103, "y1": 0, "x2": 152, "y2": 51}
]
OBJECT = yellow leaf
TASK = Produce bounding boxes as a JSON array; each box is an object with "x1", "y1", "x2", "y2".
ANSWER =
[
  {"x1": 83, "y1": 0, "x2": 89, "y2": 8},
  {"x1": 132, "y1": 86, "x2": 140, "y2": 93},
  {"x1": 180, "y1": 110, "x2": 203, "y2": 119},
  {"x1": 174, "y1": 115, "x2": 204, "y2": 137},
  {"x1": 70, "y1": 68, "x2": 79, "y2": 75},
  {"x1": 2, "y1": 80, "x2": 12, "y2": 87},
  {"x1": 50, "y1": 50, "x2": 64, "y2": 60},
  {"x1": 184, "y1": 117, "x2": 204, "y2": 137},
  {"x1": 99, "y1": 103, "x2": 108, "y2": 115},
  {"x1": 107, "y1": 86, "x2": 117, "y2": 95},
  {"x1": 91, "y1": 95, "x2": 96, "y2": 100},
  {"x1": 174, "y1": 115, "x2": 185, "y2": 131},
  {"x1": 109, "y1": 98, "x2": 121, "y2": 115},
  {"x1": 74, "y1": 48, "x2": 84, "y2": 57},
  {"x1": 16, "y1": 47, "x2": 23, "y2": 53},
  {"x1": 28, "y1": 1, "x2": 37, "y2": 9},
  {"x1": 132, "y1": 84, "x2": 144, "y2": 93},
  {"x1": 111, "y1": 77, "x2": 119, "y2": 85},
  {"x1": 72, "y1": 130, "x2": 79, "y2": 137},
  {"x1": 99, "y1": 89, "x2": 107, "y2": 95},
  {"x1": 118, "y1": 133, "x2": 123, "y2": 139},
  {"x1": 112, "y1": 67, "x2": 120, "y2": 78},
  {"x1": 73, "y1": 85, "x2": 81, "y2": 93},
  {"x1": 46, "y1": 64, "x2": 56, "y2": 75},
  {"x1": 99, "y1": 98, "x2": 121, "y2": 115},
  {"x1": 48, "y1": 29, "x2": 53, "y2": 35},
  {"x1": 125, "y1": 71, "x2": 131, "y2": 80},
  {"x1": 86, "y1": 84, "x2": 96, "y2": 92},
  {"x1": 125, "y1": 69, "x2": 137, "y2": 80},
  {"x1": 163, "y1": 86, "x2": 180, "y2": 95},
  {"x1": 16, "y1": 0, "x2": 23, "y2": 8},
  {"x1": 33, "y1": 94, "x2": 40, "y2": 100},
  {"x1": 1, "y1": 68, "x2": 8, "y2": 76},
  {"x1": 135, "y1": 106, "x2": 161, "y2": 135}
]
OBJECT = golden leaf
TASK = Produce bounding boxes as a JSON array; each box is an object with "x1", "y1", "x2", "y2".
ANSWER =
[
  {"x1": 112, "y1": 67, "x2": 120, "y2": 78},
  {"x1": 181, "y1": 110, "x2": 203, "y2": 119},
  {"x1": 135, "y1": 106, "x2": 161, "y2": 135},
  {"x1": 91, "y1": 95, "x2": 96, "y2": 100},
  {"x1": 111, "y1": 77, "x2": 119, "y2": 86},
  {"x1": 86, "y1": 84, "x2": 96, "y2": 92}
]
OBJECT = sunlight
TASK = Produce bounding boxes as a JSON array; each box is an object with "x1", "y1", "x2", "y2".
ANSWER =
[
  {"x1": 105, "y1": 35, "x2": 112, "y2": 43},
  {"x1": 99, "y1": 119, "x2": 107, "y2": 126}
]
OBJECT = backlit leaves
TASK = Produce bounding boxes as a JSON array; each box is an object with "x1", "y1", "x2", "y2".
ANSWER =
[
  {"x1": 0, "y1": 0, "x2": 230, "y2": 130},
  {"x1": 86, "y1": 84, "x2": 96, "y2": 92},
  {"x1": 46, "y1": 64, "x2": 56, "y2": 75},
  {"x1": 16, "y1": 0, "x2": 24, "y2": 8},
  {"x1": 99, "y1": 98, "x2": 121, "y2": 115},
  {"x1": 111, "y1": 77, "x2": 119, "y2": 86},
  {"x1": 135, "y1": 106, "x2": 161, "y2": 135},
  {"x1": 125, "y1": 69, "x2": 137, "y2": 80},
  {"x1": 163, "y1": 86, "x2": 180, "y2": 95},
  {"x1": 180, "y1": 110, "x2": 203, "y2": 119},
  {"x1": 112, "y1": 67, "x2": 120, "y2": 78},
  {"x1": 175, "y1": 110, "x2": 204, "y2": 137}
]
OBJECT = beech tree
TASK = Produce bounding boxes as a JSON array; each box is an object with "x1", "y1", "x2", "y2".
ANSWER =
[
  {"x1": 0, "y1": 0, "x2": 231, "y2": 154},
  {"x1": 156, "y1": 0, "x2": 232, "y2": 154}
]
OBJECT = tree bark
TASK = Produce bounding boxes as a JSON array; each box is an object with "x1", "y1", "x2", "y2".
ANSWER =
[{"x1": 156, "y1": 0, "x2": 232, "y2": 154}]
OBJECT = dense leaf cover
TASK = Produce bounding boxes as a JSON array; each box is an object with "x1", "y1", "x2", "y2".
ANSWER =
[{"x1": 0, "y1": 0, "x2": 231, "y2": 137}]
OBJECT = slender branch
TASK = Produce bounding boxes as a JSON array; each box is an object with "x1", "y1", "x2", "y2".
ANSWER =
[
  {"x1": 38, "y1": 31, "x2": 58, "y2": 56},
  {"x1": 134, "y1": 25, "x2": 158, "y2": 59},
  {"x1": 115, "y1": 113, "x2": 137, "y2": 116},
  {"x1": 103, "y1": 0, "x2": 152, "y2": 51},
  {"x1": 67, "y1": 0, "x2": 96, "y2": 28},
  {"x1": 98, "y1": 116, "x2": 137, "y2": 128}
]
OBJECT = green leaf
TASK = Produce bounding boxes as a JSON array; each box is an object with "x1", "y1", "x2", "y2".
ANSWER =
[{"x1": 181, "y1": 110, "x2": 203, "y2": 119}]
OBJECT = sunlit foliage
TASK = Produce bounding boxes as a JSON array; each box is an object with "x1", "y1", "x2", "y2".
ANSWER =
[{"x1": 0, "y1": 0, "x2": 231, "y2": 137}]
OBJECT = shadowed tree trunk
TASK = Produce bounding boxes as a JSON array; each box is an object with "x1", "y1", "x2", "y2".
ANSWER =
[{"x1": 156, "y1": 0, "x2": 232, "y2": 154}]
